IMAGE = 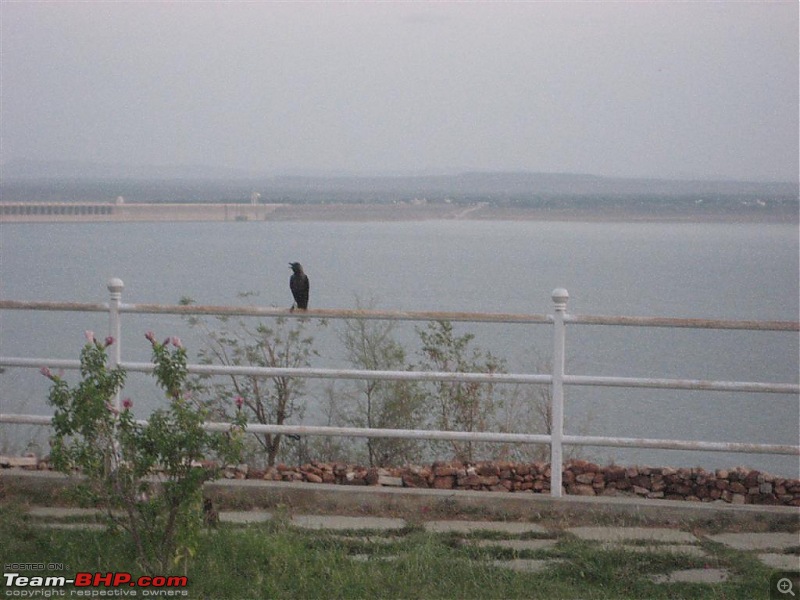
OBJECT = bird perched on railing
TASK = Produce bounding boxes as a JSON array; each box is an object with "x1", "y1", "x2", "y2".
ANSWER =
[{"x1": 289, "y1": 262, "x2": 309, "y2": 311}]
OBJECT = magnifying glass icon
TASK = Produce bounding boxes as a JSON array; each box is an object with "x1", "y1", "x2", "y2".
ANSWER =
[{"x1": 778, "y1": 578, "x2": 796, "y2": 596}]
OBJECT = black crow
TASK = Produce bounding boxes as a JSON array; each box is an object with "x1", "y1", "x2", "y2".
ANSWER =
[{"x1": 289, "y1": 262, "x2": 309, "y2": 310}]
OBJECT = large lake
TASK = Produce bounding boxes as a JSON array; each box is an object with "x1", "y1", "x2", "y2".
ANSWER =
[{"x1": 1, "y1": 220, "x2": 798, "y2": 475}]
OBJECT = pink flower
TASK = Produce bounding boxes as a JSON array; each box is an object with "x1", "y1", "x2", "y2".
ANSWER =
[
  {"x1": 145, "y1": 331, "x2": 156, "y2": 344},
  {"x1": 40, "y1": 366, "x2": 53, "y2": 379},
  {"x1": 84, "y1": 330, "x2": 95, "y2": 344},
  {"x1": 235, "y1": 396, "x2": 244, "y2": 410},
  {"x1": 105, "y1": 336, "x2": 115, "y2": 347},
  {"x1": 171, "y1": 337, "x2": 182, "y2": 348},
  {"x1": 122, "y1": 398, "x2": 133, "y2": 410}
]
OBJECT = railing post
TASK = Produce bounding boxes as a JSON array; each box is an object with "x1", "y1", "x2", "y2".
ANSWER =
[
  {"x1": 107, "y1": 277, "x2": 124, "y2": 410},
  {"x1": 550, "y1": 288, "x2": 569, "y2": 498}
]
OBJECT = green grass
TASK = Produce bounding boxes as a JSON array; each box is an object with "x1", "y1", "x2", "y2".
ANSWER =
[{"x1": 0, "y1": 504, "x2": 780, "y2": 599}]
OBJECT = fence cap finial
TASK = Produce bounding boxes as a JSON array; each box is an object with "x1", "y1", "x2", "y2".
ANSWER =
[
  {"x1": 107, "y1": 278, "x2": 124, "y2": 294},
  {"x1": 551, "y1": 288, "x2": 569, "y2": 306}
]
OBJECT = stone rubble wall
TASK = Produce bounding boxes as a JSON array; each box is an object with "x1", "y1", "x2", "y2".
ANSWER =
[
  {"x1": 5, "y1": 454, "x2": 798, "y2": 506},
  {"x1": 236, "y1": 459, "x2": 800, "y2": 507}
]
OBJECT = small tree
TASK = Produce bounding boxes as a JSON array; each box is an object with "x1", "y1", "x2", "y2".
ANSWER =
[
  {"x1": 183, "y1": 299, "x2": 318, "y2": 467},
  {"x1": 339, "y1": 310, "x2": 425, "y2": 466},
  {"x1": 46, "y1": 332, "x2": 244, "y2": 574},
  {"x1": 417, "y1": 321, "x2": 505, "y2": 463}
]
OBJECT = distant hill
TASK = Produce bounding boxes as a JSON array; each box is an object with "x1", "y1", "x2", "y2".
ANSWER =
[
  {"x1": 263, "y1": 171, "x2": 798, "y2": 199},
  {"x1": 1, "y1": 160, "x2": 797, "y2": 205}
]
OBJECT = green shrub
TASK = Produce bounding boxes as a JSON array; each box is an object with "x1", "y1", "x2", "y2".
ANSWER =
[{"x1": 45, "y1": 331, "x2": 245, "y2": 573}]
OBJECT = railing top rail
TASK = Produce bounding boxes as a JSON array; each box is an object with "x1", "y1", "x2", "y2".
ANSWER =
[
  {"x1": 566, "y1": 314, "x2": 799, "y2": 331},
  {"x1": 124, "y1": 303, "x2": 554, "y2": 324},
  {"x1": 1, "y1": 298, "x2": 798, "y2": 331},
  {"x1": 0, "y1": 300, "x2": 109, "y2": 313},
  {"x1": 0, "y1": 299, "x2": 550, "y2": 324}
]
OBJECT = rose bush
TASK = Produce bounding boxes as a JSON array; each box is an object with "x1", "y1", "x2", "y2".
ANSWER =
[{"x1": 46, "y1": 331, "x2": 245, "y2": 573}]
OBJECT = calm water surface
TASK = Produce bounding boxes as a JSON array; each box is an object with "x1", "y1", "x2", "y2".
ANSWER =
[{"x1": 1, "y1": 220, "x2": 797, "y2": 475}]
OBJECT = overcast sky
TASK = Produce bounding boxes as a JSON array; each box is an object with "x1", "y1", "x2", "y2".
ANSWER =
[{"x1": 1, "y1": 2, "x2": 797, "y2": 181}]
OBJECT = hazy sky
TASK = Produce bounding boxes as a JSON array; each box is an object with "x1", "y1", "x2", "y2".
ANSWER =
[{"x1": 1, "y1": 2, "x2": 797, "y2": 181}]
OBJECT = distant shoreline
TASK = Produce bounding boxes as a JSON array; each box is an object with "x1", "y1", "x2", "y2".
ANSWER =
[{"x1": 0, "y1": 201, "x2": 796, "y2": 224}]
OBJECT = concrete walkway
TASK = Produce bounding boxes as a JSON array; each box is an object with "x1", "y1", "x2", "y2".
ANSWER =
[
  {"x1": 291, "y1": 515, "x2": 406, "y2": 531},
  {"x1": 22, "y1": 506, "x2": 799, "y2": 581},
  {"x1": 567, "y1": 526, "x2": 698, "y2": 544},
  {"x1": 422, "y1": 520, "x2": 547, "y2": 535}
]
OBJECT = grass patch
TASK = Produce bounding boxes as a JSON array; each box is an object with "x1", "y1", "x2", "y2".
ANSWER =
[{"x1": 0, "y1": 504, "x2": 784, "y2": 599}]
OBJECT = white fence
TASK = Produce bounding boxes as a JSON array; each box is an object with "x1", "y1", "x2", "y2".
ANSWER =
[{"x1": 1, "y1": 278, "x2": 798, "y2": 498}]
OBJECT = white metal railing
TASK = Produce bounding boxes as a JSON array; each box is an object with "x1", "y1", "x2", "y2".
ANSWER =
[{"x1": 1, "y1": 278, "x2": 798, "y2": 498}]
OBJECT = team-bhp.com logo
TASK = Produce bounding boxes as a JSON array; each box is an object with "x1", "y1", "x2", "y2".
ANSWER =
[{"x1": 4, "y1": 572, "x2": 189, "y2": 597}]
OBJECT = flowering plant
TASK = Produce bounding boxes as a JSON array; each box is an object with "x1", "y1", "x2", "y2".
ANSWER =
[{"x1": 46, "y1": 331, "x2": 245, "y2": 574}]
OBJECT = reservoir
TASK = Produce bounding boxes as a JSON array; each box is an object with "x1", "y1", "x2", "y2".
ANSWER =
[{"x1": 1, "y1": 219, "x2": 797, "y2": 475}]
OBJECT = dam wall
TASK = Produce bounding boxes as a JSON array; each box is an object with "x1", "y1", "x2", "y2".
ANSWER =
[{"x1": 0, "y1": 202, "x2": 282, "y2": 223}]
